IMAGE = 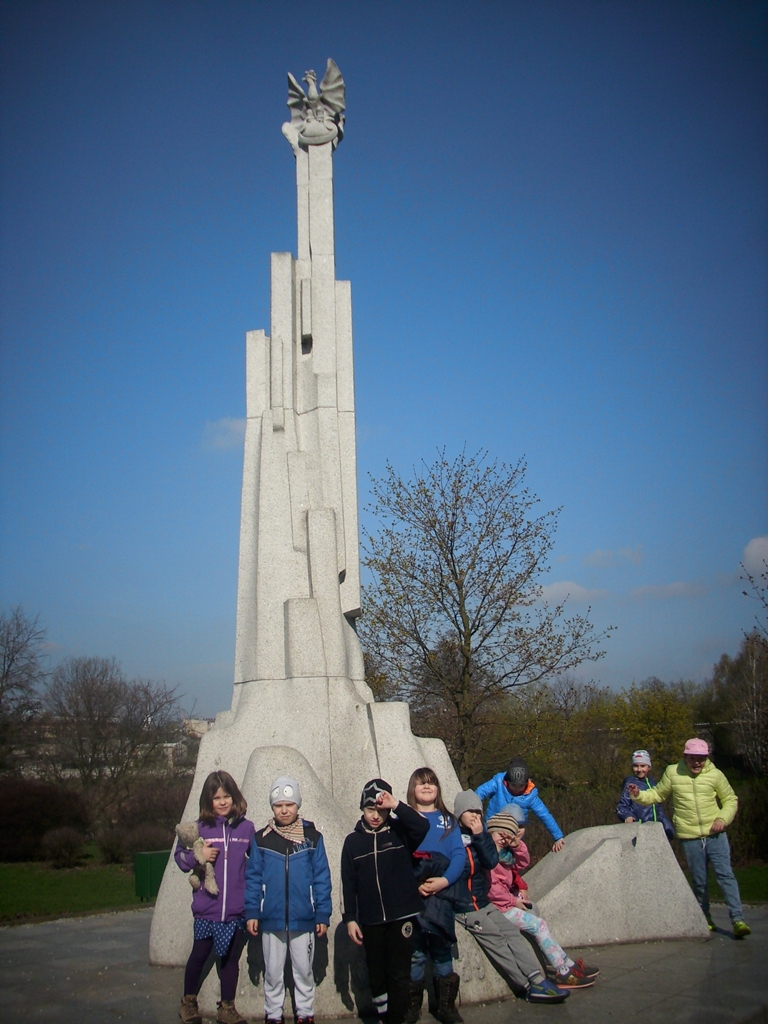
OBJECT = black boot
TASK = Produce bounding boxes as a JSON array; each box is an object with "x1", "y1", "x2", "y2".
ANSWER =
[
  {"x1": 434, "y1": 973, "x2": 462, "y2": 1024},
  {"x1": 404, "y1": 980, "x2": 423, "y2": 1024}
]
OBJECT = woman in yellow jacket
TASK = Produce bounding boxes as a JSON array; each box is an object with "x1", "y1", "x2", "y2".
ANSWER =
[{"x1": 628, "y1": 738, "x2": 750, "y2": 939}]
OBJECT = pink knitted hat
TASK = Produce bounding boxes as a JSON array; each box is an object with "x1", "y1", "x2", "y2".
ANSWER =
[{"x1": 683, "y1": 738, "x2": 709, "y2": 756}]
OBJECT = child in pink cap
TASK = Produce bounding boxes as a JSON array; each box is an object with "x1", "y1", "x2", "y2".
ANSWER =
[{"x1": 628, "y1": 738, "x2": 750, "y2": 938}]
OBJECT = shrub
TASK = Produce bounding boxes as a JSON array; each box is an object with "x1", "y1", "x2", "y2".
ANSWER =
[
  {"x1": 0, "y1": 779, "x2": 89, "y2": 862},
  {"x1": 115, "y1": 777, "x2": 191, "y2": 833},
  {"x1": 729, "y1": 777, "x2": 768, "y2": 867},
  {"x1": 525, "y1": 785, "x2": 619, "y2": 864},
  {"x1": 96, "y1": 823, "x2": 173, "y2": 864},
  {"x1": 40, "y1": 826, "x2": 86, "y2": 868}
]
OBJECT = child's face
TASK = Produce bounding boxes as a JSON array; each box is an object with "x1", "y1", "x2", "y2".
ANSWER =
[
  {"x1": 362, "y1": 804, "x2": 390, "y2": 829},
  {"x1": 459, "y1": 810, "x2": 483, "y2": 833},
  {"x1": 413, "y1": 780, "x2": 439, "y2": 808},
  {"x1": 684, "y1": 754, "x2": 707, "y2": 776},
  {"x1": 491, "y1": 829, "x2": 520, "y2": 850},
  {"x1": 507, "y1": 781, "x2": 526, "y2": 796},
  {"x1": 212, "y1": 787, "x2": 234, "y2": 818},
  {"x1": 272, "y1": 801, "x2": 299, "y2": 826},
  {"x1": 632, "y1": 763, "x2": 651, "y2": 780}
]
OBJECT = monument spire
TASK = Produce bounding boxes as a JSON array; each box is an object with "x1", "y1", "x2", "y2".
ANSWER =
[{"x1": 149, "y1": 61, "x2": 482, "y2": 1017}]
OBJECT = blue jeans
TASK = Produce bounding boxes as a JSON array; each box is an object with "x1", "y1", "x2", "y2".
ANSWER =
[
  {"x1": 411, "y1": 924, "x2": 453, "y2": 981},
  {"x1": 681, "y1": 832, "x2": 743, "y2": 923}
]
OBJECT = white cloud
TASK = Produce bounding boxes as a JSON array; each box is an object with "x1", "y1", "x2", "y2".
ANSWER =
[
  {"x1": 202, "y1": 417, "x2": 246, "y2": 451},
  {"x1": 743, "y1": 536, "x2": 768, "y2": 575},
  {"x1": 629, "y1": 581, "x2": 708, "y2": 602},
  {"x1": 540, "y1": 581, "x2": 609, "y2": 605},
  {"x1": 583, "y1": 545, "x2": 643, "y2": 569}
]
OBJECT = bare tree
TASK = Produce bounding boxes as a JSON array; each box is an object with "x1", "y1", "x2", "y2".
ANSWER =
[
  {"x1": 741, "y1": 558, "x2": 768, "y2": 651},
  {"x1": 0, "y1": 607, "x2": 47, "y2": 768},
  {"x1": 360, "y1": 449, "x2": 613, "y2": 782},
  {"x1": 41, "y1": 656, "x2": 183, "y2": 824}
]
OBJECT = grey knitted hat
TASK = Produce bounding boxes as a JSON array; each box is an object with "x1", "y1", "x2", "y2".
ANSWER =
[
  {"x1": 269, "y1": 775, "x2": 302, "y2": 808},
  {"x1": 501, "y1": 802, "x2": 525, "y2": 824},
  {"x1": 454, "y1": 789, "x2": 483, "y2": 819}
]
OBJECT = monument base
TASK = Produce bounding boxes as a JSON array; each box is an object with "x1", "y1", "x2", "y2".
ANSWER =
[
  {"x1": 524, "y1": 821, "x2": 711, "y2": 946},
  {"x1": 149, "y1": 684, "x2": 511, "y2": 1016}
]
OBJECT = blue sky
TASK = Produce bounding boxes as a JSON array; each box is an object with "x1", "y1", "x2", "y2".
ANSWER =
[{"x1": 1, "y1": 1, "x2": 766, "y2": 716}]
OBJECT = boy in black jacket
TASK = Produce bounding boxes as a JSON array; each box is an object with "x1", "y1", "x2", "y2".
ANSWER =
[{"x1": 341, "y1": 779, "x2": 429, "y2": 1024}]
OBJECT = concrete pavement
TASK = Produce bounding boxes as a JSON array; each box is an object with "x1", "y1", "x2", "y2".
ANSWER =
[{"x1": 0, "y1": 904, "x2": 766, "y2": 1023}]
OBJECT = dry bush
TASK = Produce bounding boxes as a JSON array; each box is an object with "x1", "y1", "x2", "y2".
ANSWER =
[
  {"x1": 40, "y1": 826, "x2": 86, "y2": 868},
  {"x1": 0, "y1": 779, "x2": 89, "y2": 862}
]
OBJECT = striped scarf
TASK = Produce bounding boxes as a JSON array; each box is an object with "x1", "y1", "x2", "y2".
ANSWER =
[{"x1": 265, "y1": 816, "x2": 306, "y2": 845}]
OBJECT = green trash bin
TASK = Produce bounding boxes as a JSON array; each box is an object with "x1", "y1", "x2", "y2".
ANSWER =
[{"x1": 134, "y1": 849, "x2": 172, "y2": 901}]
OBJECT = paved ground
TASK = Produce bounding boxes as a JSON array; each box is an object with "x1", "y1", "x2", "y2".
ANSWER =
[{"x1": 0, "y1": 904, "x2": 766, "y2": 1024}]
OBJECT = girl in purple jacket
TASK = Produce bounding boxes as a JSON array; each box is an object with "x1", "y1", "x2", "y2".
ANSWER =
[{"x1": 175, "y1": 770, "x2": 255, "y2": 1024}]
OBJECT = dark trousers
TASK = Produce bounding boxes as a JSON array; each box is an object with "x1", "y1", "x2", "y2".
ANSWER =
[
  {"x1": 183, "y1": 929, "x2": 246, "y2": 1002},
  {"x1": 361, "y1": 918, "x2": 416, "y2": 1024}
]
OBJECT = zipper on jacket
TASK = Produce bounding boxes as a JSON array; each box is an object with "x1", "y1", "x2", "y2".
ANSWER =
[
  {"x1": 373, "y1": 831, "x2": 386, "y2": 921},
  {"x1": 692, "y1": 773, "x2": 704, "y2": 835},
  {"x1": 221, "y1": 821, "x2": 229, "y2": 922},
  {"x1": 466, "y1": 848, "x2": 479, "y2": 912},
  {"x1": 285, "y1": 847, "x2": 290, "y2": 930}
]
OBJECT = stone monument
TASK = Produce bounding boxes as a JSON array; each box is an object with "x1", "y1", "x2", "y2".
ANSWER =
[
  {"x1": 149, "y1": 59, "x2": 510, "y2": 1017},
  {"x1": 524, "y1": 821, "x2": 710, "y2": 945}
]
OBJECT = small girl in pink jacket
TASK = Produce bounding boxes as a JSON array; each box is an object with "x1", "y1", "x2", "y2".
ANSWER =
[{"x1": 486, "y1": 808, "x2": 598, "y2": 991}]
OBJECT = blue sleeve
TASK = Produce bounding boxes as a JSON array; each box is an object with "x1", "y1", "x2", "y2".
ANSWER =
[
  {"x1": 617, "y1": 783, "x2": 634, "y2": 821},
  {"x1": 243, "y1": 837, "x2": 263, "y2": 920},
  {"x1": 657, "y1": 802, "x2": 675, "y2": 838},
  {"x1": 312, "y1": 834, "x2": 333, "y2": 925},
  {"x1": 529, "y1": 793, "x2": 563, "y2": 841},
  {"x1": 475, "y1": 776, "x2": 498, "y2": 800},
  {"x1": 442, "y1": 825, "x2": 469, "y2": 886}
]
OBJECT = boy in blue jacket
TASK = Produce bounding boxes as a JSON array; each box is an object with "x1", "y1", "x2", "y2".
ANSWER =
[
  {"x1": 245, "y1": 776, "x2": 332, "y2": 1024},
  {"x1": 616, "y1": 750, "x2": 674, "y2": 840},
  {"x1": 476, "y1": 759, "x2": 565, "y2": 852}
]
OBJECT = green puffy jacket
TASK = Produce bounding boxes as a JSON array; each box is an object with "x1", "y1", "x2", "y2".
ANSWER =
[{"x1": 632, "y1": 758, "x2": 737, "y2": 839}]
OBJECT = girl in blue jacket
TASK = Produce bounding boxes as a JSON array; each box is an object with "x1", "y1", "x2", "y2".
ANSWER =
[
  {"x1": 476, "y1": 758, "x2": 565, "y2": 852},
  {"x1": 245, "y1": 775, "x2": 332, "y2": 1024},
  {"x1": 405, "y1": 768, "x2": 467, "y2": 1024}
]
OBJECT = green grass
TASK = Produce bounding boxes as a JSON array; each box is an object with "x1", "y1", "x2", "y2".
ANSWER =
[
  {"x1": 686, "y1": 864, "x2": 768, "y2": 903},
  {"x1": 0, "y1": 861, "x2": 149, "y2": 923}
]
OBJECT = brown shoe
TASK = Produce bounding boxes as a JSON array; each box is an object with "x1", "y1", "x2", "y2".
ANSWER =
[
  {"x1": 217, "y1": 1001, "x2": 247, "y2": 1024},
  {"x1": 179, "y1": 995, "x2": 203, "y2": 1024}
]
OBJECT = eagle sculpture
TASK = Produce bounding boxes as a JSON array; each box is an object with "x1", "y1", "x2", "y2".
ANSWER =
[{"x1": 286, "y1": 58, "x2": 345, "y2": 148}]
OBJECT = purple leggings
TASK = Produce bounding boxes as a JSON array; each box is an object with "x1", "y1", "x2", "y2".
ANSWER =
[{"x1": 184, "y1": 929, "x2": 246, "y2": 1001}]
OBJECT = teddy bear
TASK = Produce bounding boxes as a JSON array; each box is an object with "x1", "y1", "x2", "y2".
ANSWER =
[{"x1": 175, "y1": 821, "x2": 219, "y2": 896}]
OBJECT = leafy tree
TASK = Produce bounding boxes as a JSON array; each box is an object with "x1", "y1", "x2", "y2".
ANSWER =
[
  {"x1": 41, "y1": 656, "x2": 183, "y2": 826},
  {"x1": 613, "y1": 677, "x2": 697, "y2": 769},
  {"x1": 360, "y1": 449, "x2": 613, "y2": 782},
  {"x1": 706, "y1": 635, "x2": 768, "y2": 776},
  {"x1": 0, "y1": 607, "x2": 47, "y2": 768}
]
